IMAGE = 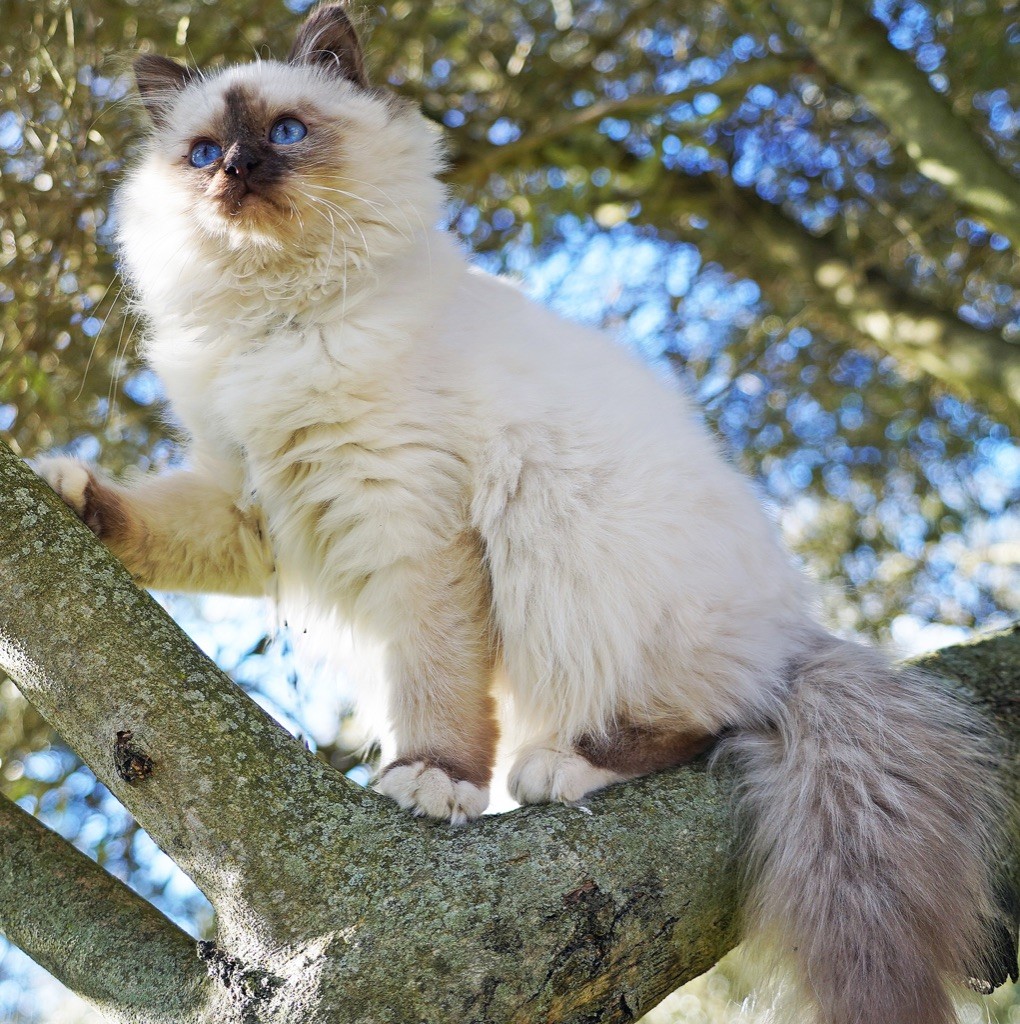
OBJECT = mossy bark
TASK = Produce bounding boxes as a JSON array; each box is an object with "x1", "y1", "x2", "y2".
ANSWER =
[
  {"x1": 0, "y1": 794, "x2": 224, "y2": 1023},
  {"x1": 0, "y1": 442, "x2": 1017, "y2": 1023}
]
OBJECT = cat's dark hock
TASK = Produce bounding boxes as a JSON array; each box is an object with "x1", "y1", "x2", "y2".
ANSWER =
[{"x1": 575, "y1": 722, "x2": 719, "y2": 775}]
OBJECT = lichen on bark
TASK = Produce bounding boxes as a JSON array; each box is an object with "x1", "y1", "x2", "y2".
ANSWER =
[{"x1": 0, "y1": 442, "x2": 1017, "y2": 1023}]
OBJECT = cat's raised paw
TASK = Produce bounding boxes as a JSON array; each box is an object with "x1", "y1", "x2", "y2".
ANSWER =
[
  {"x1": 33, "y1": 456, "x2": 93, "y2": 518},
  {"x1": 508, "y1": 744, "x2": 626, "y2": 806},
  {"x1": 32, "y1": 456, "x2": 124, "y2": 540},
  {"x1": 375, "y1": 759, "x2": 489, "y2": 825}
]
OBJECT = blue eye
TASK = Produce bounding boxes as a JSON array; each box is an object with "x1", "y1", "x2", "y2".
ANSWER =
[
  {"x1": 189, "y1": 141, "x2": 222, "y2": 168},
  {"x1": 269, "y1": 117, "x2": 307, "y2": 145}
]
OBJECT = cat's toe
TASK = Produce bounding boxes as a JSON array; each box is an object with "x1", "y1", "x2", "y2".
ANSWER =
[
  {"x1": 375, "y1": 760, "x2": 488, "y2": 824},
  {"x1": 33, "y1": 456, "x2": 93, "y2": 518},
  {"x1": 508, "y1": 745, "x2": 625, "y2": 805}
]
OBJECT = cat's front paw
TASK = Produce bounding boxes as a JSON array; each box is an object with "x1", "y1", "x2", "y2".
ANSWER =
[
  {"x1": 33, "y1": 456, "x2": 124, "y2": 539},
  {"x1": 508, "y1": 744, "x2": 625, "y2": 806},
  {"x1": 375, "y1": 758, "x2": 489, "y2": 825}
]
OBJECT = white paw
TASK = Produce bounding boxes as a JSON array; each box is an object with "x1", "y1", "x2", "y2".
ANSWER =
[
  {"x1": 32, "y1": 456, "x2": 93, "y2": 517},
  {"x1": 375, "y1": 761, "x2": 489, "y2": 825},
  {"x1": 508, "y1": 745, "x2": 625, "y2": 806}
]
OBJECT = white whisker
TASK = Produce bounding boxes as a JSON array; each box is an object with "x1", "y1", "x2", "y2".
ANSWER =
[
  {"x1": 76, "y1": 273, "x2": 127, "y2": 402},
  {"x1": 297, "y1": 188, "x2": 373, "y2": 265}
]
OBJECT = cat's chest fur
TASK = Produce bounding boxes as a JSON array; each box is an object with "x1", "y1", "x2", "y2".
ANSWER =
[{"x1": 151, "y1": 305, "x2": 474, "y2": 615}]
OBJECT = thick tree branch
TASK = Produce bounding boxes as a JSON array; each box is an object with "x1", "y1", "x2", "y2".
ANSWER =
[
  {"x1": 631, "y1": 174, "x2": 1020, "y2": 432},
  {"x1": 0, "y1": 444, "x2": 380, "y2": 944},
  {"x1": 0, "y1": 793, "x2": 220, "y2": 1024},
  {"x1": 765, "y1": 0, "x2": 1020, "y2": 247},
  {"x1": 0, "y1": 443, "x2": 1017, "y2": 1023},
  {"x1": 0, "y1": 443, "x2": 741, "y2": 1021},
  {"x1": 721, "y1": 185, "x2": 1020, "y2": 428}
]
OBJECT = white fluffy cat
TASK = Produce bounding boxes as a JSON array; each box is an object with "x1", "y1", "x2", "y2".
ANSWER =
[{"x1": 37, "y1": 6, "x2": 1011, "y2": 1023}]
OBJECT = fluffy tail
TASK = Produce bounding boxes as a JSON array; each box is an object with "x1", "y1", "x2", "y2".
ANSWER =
[{"x1": 723, "y1": 635, "x2": 1008, "y2": 1024}]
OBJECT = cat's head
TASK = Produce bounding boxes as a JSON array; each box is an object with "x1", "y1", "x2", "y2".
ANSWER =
[{"x1": 118, "y1": 4, "x2": 443, "y2": 293}]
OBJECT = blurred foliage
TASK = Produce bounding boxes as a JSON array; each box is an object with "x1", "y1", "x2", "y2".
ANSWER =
[{"x1": 0, "y1": 0, "x2": 1018, "y2": 1020}]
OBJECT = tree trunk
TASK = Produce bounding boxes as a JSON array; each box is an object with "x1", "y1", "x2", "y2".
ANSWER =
[{"x1": 0, "y1": 442, "x2": 1017, "y2": 1023}]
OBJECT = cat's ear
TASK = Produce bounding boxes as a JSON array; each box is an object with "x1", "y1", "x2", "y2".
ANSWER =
[
  {"x1": 133, "y1": 54, "x2": 196, "y2": 124},
  {"x1": 288, "y1": 3, "x2": 368, "y2": 88}
]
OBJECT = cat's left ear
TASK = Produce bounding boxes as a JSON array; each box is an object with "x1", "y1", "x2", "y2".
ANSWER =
[
  {"x1": 288, "y1": 3, "x2": 369, "y2": 88},
  {"x1": 133, "y1": 54, "x2": 196, "y2": 124}
]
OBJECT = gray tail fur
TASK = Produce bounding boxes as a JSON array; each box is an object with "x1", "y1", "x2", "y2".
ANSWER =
[{"x1": 722, "y1": 635, "x2": 1006, "y2": 1024}]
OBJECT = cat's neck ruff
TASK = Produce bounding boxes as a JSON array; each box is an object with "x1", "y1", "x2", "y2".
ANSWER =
[
  {"x1": 129, "y1": 200, "x2": 446, "y2": 340},
  {"x1": 140, "y1": 225, "x2": 458, "y2": 361},
  {"x1": 172, "y1": 225, "x2": 417, "y2": 334}
]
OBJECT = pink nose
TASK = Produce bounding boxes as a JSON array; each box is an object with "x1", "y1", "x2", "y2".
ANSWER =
[{"x1": 223, "y1": 144, "x2": 261, "y2": 179}]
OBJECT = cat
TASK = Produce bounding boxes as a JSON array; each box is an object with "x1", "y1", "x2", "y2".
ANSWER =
[{"x1": 36, "y1": 5, "x2": 1012, "y2": 1023}]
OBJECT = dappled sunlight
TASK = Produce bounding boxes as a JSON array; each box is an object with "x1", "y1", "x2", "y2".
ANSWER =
[{"x1": 0, "y1": 0, "x2": 1017, "y2": 1019}]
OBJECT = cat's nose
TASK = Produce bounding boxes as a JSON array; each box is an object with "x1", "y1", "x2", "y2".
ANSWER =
[{"x1": 222, "y1": 143, "x2": 261, "y2": 180}]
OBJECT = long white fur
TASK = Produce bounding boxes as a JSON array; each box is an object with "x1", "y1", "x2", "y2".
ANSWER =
[
  {"x1": 38, "y1": 36, "x2": 1006, "y2": 1024},
  {"x1": 117, "y1": 61, "x2": 809, "y2": 743}
]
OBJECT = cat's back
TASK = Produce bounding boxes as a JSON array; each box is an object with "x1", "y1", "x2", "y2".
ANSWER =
[{"x1": 436, "y1": 264, "x2": 736, "y2": 494}]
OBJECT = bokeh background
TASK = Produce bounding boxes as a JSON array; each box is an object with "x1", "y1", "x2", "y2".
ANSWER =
[{"x1": 0, "y1": 0, "x2": 1018, "y2": 1020}]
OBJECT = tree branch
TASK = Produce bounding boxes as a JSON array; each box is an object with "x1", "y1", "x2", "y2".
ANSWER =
[
  {"x1": 723, "y1": 185, "x2": 1020, "y2": 427},
  {"x1": 1, "y1": 443, "x2": 1017, "y2": 1023},
  {"x1": 765, "y1": 0, "x2": 1020, "y2": 247},
  {"x1": 447, "y1": 56, "x2": 796, "y2": 187},
  {"x1": 446, "y1": 95, "x2": 1020, "y2": 430},
  {"x1": 629, "y1": 173, "x2": 1020, "y2": 431},
  {"x1": 0, "y1": 792, "x2": 218, "y2": 1024},
  {"x1": 0, "y1": 444, "x2": 379, "y2": 945}
]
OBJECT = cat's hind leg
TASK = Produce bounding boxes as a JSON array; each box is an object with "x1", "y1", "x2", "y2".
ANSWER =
[
  {"x1": 508, "y1": 722, "x2": 718, "y2": 806},
  {"x1": 507, "y1": 741, "x2": 626, "y2": 805}
]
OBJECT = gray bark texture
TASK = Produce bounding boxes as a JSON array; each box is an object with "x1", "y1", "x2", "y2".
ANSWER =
[
  {"x1": 0, "y1": 793, "x2": 218, "y2": 1024},
  {"x1": 0, "y1": 440, "x2": 1017, "y2": 1024}
]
